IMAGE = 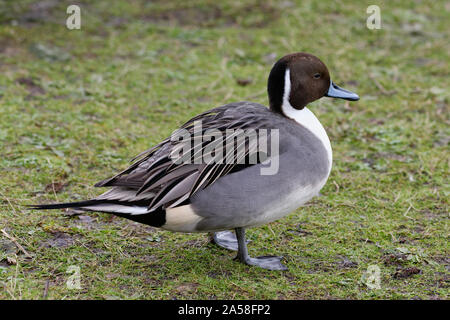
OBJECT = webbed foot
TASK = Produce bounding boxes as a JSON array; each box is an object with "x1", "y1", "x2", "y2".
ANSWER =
[
  {"x1": 236, "y1": 255, "x2": 287, "y2": 271},
  {"x1": 233, "y1": 227, "x2": 288, "y2": 271}
]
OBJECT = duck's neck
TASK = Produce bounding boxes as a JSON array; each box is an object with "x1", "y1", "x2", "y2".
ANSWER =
[
  {"x1": 268, "y1": 60, "x2": 289, "y2": 115},
  {"x1": 279, "y1": 68, "x2": 333, "y2": 171}
]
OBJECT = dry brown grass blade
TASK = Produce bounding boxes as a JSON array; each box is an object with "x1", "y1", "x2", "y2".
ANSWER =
[
  {"x1": 1, "y1": 229, "x2": 32, "y2": 259},
  {"x1": 369, "y1": 74, "x2": 397, "y2": 95}
]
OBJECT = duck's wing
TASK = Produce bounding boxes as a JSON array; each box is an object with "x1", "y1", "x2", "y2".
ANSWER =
[{"x1": 93, "y1": 102, "x2": 276, "y2": 213}]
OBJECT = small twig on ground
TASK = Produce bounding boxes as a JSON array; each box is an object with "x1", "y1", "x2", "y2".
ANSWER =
[
  {"x1": 51, "y1": 180, "x2": 59, "y2": 201},
  {"x1": 333, "y1": 180, "x2": 340, "y2": 192},
  {"x1": 0, "y1": 191, "x2": 17, "y2": 215},
  {"x1": 3, "y1": 279, "x2": 16, "y2": 300},
  {"x1": 6, "y1": 256, "x2": 17, "y2": 265},
  {"x1": 43, "y1": 280, "x2": 50, "y2": 299},
  {"x1": 1, "y1": 229, "x2": 32, "y2": 258},
  {"x1": 267, "y1": 224, "x2": 276, "y2": 237},
  {"x1": 403, "y1": 204, "x2": 415, "y2": 220}
]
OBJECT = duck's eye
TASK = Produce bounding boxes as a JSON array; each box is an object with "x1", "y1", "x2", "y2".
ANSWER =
[{"x1": 313, "y1": 73, "x2": 321, "y2": 79}]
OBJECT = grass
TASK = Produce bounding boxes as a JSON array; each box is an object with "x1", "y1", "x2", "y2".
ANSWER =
[{"x1": 0, "y1": 0, "x2": 448, "y2": 299}]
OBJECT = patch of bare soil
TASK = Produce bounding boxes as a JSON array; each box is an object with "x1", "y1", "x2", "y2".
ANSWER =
[
  {"x1": 174, "y1": 282, "x2": 199, "y2": 296},
  {"x1": 0, "y1": 239, "x2": 17, "y2": 255},
  {"x1": 236, "y1": 78, "x2": 253, "y2": 86},
  {"x1": 20, "y1": 1, "x2": 60, "y2": 24},
  {"x1": 393, "y1": 267, "x2": 421, "y2": 279},
  {"x1": 285, "y1": 225, "x2": 313, "y2": 239},
  {"x1": 382, "y1": 253, "x2": 408, "y2": 266},
  {"x1": 141, "y1": 3, "x2": 280, "y2": 28},
  {"x1": 0, "y1": 239, "x2": 18, "y2": 266},
  {"x1": 294, "y1": 256, "x2": 333, "y2": 273},
  {"x1": 0, "y1": 0, "x2": 60, "y2": 25},
  {"x1": 15, "y1": 77, "x2": 46, "y2": 97},
  {"x1": 207, "y1": 269, "x2": 232, "y2": 279},
  {"x1": 44, "y1": 181, "x2": 68, "y2": 194},
  {"x1": 436, "y1": 272, "x2": 449, "y2": 289},
  {"x1": 182, "y1": 239, "x2": 207, "y2": 248},
  {"x1": 0, "y1": 37, "x2": 21, "y2": 59},
  {"x1": 40, "y1": 232, "x2": 78, "y2": 248},
  {"x1": 336, "y1": 256, "x2": 358, "y2": 269},
  {"x1": 433, "y1": 255, "x2": 450, "y2": 272}
]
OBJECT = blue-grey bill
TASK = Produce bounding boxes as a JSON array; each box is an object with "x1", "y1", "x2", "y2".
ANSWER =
[{"x1": 325, "y1": 81, "x2": 359, "y2": 101}]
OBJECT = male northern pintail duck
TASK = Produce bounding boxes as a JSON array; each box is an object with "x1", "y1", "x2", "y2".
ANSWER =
[{"x1": 32, "y1": 53, "x2": 359, "y2": 270}]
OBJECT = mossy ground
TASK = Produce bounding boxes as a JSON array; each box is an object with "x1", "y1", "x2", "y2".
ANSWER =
[{"x1": 0, "y1": 0, "x2": 448, "y2": 299}]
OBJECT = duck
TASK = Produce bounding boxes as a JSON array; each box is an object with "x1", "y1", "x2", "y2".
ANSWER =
[{"x1": 31, "y1": 52, "x2": 359, "y2": 271}]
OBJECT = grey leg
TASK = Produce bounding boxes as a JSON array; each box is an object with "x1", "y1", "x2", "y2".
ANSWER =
[
  {"x1": 210, "y1": 230, "x2": 250, "y2": 251},
  {"x1": 234, "y1": 227, "x2": 287, "y2": 271}
]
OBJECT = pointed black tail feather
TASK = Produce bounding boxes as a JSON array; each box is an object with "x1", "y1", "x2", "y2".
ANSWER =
[
  {"x1": 27, "y1": 200, "x2": 99, "y2": 210},
  {"x1": 28, "y1": 200, "x2": 167, "y2": 228}
]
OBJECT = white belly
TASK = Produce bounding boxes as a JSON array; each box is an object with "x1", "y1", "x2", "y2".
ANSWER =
[{"x1": 248, "y1": 175, "x2": 329, "y2": 227}]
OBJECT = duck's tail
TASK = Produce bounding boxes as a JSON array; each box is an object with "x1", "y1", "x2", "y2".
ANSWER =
[
  {"x1": 28, "y1": 198, "x2": 166, "y2": 227},
  {"x1": 28, "y1": 200, "x2": 98, "y2": 210},
  {"x1": 28, "y1": 199, "x2": 150, "y2": 215}
]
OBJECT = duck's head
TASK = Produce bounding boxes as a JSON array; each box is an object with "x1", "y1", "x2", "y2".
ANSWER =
[{"x1": 267, "y1": 52, "x2": 359, "y2": 115}]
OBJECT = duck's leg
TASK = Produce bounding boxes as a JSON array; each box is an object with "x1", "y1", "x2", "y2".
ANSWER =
[
  {"x1": 210, "y1": 231, "x2": 250, "y2": 251},
  {"x1": 234, "y1": 227, "x2": 287, "y2": 271}
]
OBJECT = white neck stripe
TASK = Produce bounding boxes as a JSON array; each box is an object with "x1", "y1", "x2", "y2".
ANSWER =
[{"x1": 282, "y1": 68, "x2": 292, "y2": 114}]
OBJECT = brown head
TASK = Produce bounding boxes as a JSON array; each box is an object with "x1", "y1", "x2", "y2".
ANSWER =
[{"x1": 267, "y1": 53, "x2": 359, "y2": 116}]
